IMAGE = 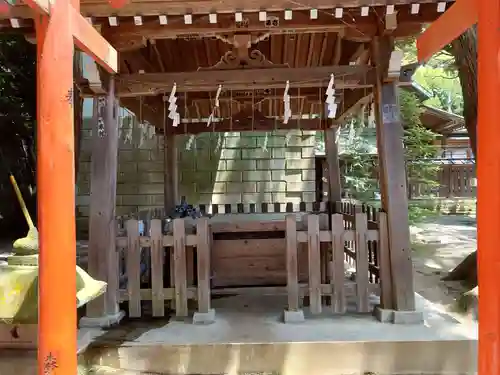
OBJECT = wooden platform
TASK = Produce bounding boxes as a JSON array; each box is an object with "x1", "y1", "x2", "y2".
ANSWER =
[{"x1": 78, "y1": 294, "x2": 477, "y2": 375}]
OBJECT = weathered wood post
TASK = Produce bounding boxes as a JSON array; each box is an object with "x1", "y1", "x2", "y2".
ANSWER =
[
  {"x1": 371, "y1": 36, "x2": 420, "y2": 324},
  {"x1": 80, "y1": 76, "x2": 124, "y2": 327}
]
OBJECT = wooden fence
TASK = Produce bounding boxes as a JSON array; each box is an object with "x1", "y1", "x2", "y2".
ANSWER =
[
  {"x1": 115, "y1": 202, "x2": 390, "y2": 319},
  {"x1": 407, "y1": 163, "x2": 476, "y2": 199},
  {"x1": 317, "y1": 156, "x2": 476, "y2": 200}
]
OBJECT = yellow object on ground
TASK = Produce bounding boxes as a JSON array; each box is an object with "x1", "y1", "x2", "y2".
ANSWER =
[{"x1": 0, "y1": 257, "x2": 107, "y2": 324}]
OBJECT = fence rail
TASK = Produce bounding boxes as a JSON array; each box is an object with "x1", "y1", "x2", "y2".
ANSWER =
[{"x1": 115, "y1": 202, "x2": 390, "y2": 320}]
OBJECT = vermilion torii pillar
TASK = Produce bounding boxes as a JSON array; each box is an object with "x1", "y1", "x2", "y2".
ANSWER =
[
  {"x1": 418, "y1": 1, "x2": 500, "y2": 374},
  {"x1": 20, "y1": 0, "x2": 118, "y2": 373}
]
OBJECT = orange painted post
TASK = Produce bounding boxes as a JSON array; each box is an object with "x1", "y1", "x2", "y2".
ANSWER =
[
  {"x1": 418, "y1": 1, "x2": 500, "y2": 374},
  {"x1": 36, "y1": 0, "x2": 77, "y2": 374},
  {"x1": 476, "y1": 0, "x2": 500, "y2": 373}
]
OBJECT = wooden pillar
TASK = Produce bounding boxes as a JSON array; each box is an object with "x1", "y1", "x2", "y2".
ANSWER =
[
  {"x1": 83, "y1": 76, "x2": 122, "y2": 325},
  {"x1": 36, "y1": 2, "x2": 77, "y2": 373},
  {"x1": 324, "y1": 127, "x2": 342, "y2": 203},
  {"x1": 373, "y1": 80, "x2": 416, "y2": 311},
  {"x1": 164, "y1": 135, "x2": 178, "y2": 213}
]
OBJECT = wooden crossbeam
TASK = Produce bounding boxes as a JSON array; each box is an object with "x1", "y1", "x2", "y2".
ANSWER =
[
  {"x1": 416, "y1": 0, "x2": 477, "y2": 62},
  {"x1": 163, "y1": 116, "x2": 326, "y2": 135},
  {"x1": 22, "y1": 0, "x2": 118, "y2": 73},
  {"x1": 114, "y1": 65, "x2": 372, "y2": 95},
  {"x1": 72, "y1": 6, "x2": 118, "y2": 73}
]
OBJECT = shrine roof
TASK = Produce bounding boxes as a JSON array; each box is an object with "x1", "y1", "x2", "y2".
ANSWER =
[{"x1": 0, "y1": 0, "x2": 455, "y2": 134}]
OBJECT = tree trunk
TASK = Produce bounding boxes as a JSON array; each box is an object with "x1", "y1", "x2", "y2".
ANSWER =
[
  {"x1": 450, "y1": 26, "x2": 477, "y2": 159},
  {"x1": 445, "y1": 27, "x2": 478, "y2": 284}
]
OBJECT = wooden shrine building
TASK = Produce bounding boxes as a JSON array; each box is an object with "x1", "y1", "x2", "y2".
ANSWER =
[{"x1": 0, "y1": 0, "x2": 456, "y2": 340}]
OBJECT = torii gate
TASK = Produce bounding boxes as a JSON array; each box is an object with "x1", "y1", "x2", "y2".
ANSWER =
[
  {"x1": 418, "y1": 1, "x2": 500, "y2": 374},
  {"x1": 16, "y1": 0, "x2": 121, "y2": 373}
]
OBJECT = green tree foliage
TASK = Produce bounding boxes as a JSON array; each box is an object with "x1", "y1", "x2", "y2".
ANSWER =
[
  {"x1": 396, "y1": 38, "x2": 463, "y2": 116},
  {"x1": 0, "y1": 34, "x2": 36, "y2": 238},
  {"x1": 339, "y1": 91, "x2": 438, "y2": 202}
]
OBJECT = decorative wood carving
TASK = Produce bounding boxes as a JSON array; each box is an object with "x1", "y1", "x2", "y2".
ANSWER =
[{"x1": 200, "y1": 33, "x2": 289, "y2": 70}]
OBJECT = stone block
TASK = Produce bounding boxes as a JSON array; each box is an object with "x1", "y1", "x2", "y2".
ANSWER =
[
  {"x1": 242, "y1": 193, "x2": 272, "y2": 203},
  {"x1": 256, "y1": 181, "x2": 286, "y2": 192},
  {"x1": 225, "y1": 136, "x2": 256, "y2": 148},
  {"x1": 284, "y1": 170, "x2": 303, "y2": 183},
  {"x1": 79, "y1": 162, "x2": 91, "y2": 173},
  {"x1": 301, "y1": 147, "x2": 316, "y2": 158},
  {"x1": 257, "y1": 159, "x2": 286, "y2": 170},
  {"x1": 285, "y1": 147, "x2": 303, "y2": 159},
  {"x1": 214, "y1": 171, "x2": 242, "y2": 182},
  {"x1": 77, "y1": 180, "x2": 90, "y2": 195},
  {"x1": 182, "y1": 171, "x2": 212, "y2": 184},
  {"x1": 118, "y1": 150, "x2": 134, "y2": 162},
  {"x1": 243, "y1": 170, "x2": 272, "y2": 181},
  {"x1": 117, "y1": 171, "x2": 138, "y2": 184},
  {"x1": 80, "y1": 151, "x2": 91, "y2": 162},
  {"x1": 271, "y1": 148, "x2": 286, "y2": 158},
  {"x1": 76, "y1": 195, "x2": 90, "y2": 207},
  {"x1": 302, "y1": 169, "x2": 316, "y2": 181},
  {"x1": 210, "y1": 193, "x2": 242, "y2": 204},
  {"x1": 283, "y1": 309, "x2": 305, "y2": 323},
  {"x1": 256, "y1": 136, "x2": 286, "y2": 148},
  {"x1": 197, "y1": 182, "x2": 226, "y2": 194},
  {"x1": 286, "y1": 159, "x2": 314, "y2": 169},
  {"x1": 120, "y1": 195, "x2": 151, "y2": 206},
  {"x1": 118, "y1": 163, "x2": 138, "y2": 174},
  {"x1": 78, "y1": 206, "x2": 90, "y2": 217},
  {"x1": 138, "y1": 172, "x2": 164, "y2": 183},
  {"x1": 242, "y1": 148, "x2": 272, "y2": 159},
  {"x1": 138, "y1": 161, "x2": 163, "y2": 172},
  {"x1": 287, "y1": 181, "x2": 316, "y2": 192},
  {"x1": 226, "y1": 182, "x2": 257, "y2": 193},
  {"x1": 151, "y1": 195, "x2": 165, "y2": 205},
  {"x1": 225, "y1": 159, "x2": 256, "y2": 171},
  {"x1": 192, "y1": 309, "x2": 216, "y2": 325},
  {"x1": 301, "y1": 192, "x2": 317, "y2": 202},
  {"x1": 220, "y1": 149, "x2": 242, "y2": 159},
  {"x1": 116, "y1": 183, "x2": 136, "y2": 196},
  {"x1": 137, "y1": 184, "x2": 164, "y2": 195},
  {"x1": 149, "y1": 149, "x2": 164, "y2": 162},
  {"x1": 272, "y1": 193, "x2": 287, "y2": 202}
]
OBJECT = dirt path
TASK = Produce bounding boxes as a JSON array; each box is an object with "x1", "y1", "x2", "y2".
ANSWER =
[{"x1": 411, "y1": 215, "x2": 476, "y2": 309}]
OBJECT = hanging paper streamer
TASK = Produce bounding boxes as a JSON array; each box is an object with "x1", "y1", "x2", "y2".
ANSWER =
[
  {"x1": 261, "y1": 132, "x2": 269, "y2": 152},
  {"x1": 283, "y1": 81, "x2": 292, "y2": 124},
  {"x1": 285, "y1": 131, "x2": 292, "y2": 147},
  {"x1": 325, "y1": 74, "x2": 337, "y2": 119},
  {"x1": 207, "y1": 85, "x2": 222, "y2": 128},
  {"x1": 368, "y1": 100, "x2": 376, "y2": 128},
  {"x1": 185, "y1": 134, "x2": 195, "y2": 151},
  {"x1": 168, "y1": 84, "x2": 180, "y2": 127}
]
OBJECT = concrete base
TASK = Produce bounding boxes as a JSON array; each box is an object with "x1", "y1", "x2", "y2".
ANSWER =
[
  {"x1": 283, "y1": 309, "x2": 305, "y2": 323},
  {"x1": 78, "y1": 294, "x2": 477, "y2": 374},
  {"x1": 192, "y1": 309, "x2": 216, "y2": 325},
  {"x1": 79, "y1": 310, "x2": 125, "y2": 328},
  {"x1": 374, "y1": 306, "x2": 424, "y2": 325}
]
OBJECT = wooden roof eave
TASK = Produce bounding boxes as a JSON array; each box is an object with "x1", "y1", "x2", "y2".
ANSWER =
[{"x1": 1, "y1": 0, "x2": 454, "y2": 20}]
